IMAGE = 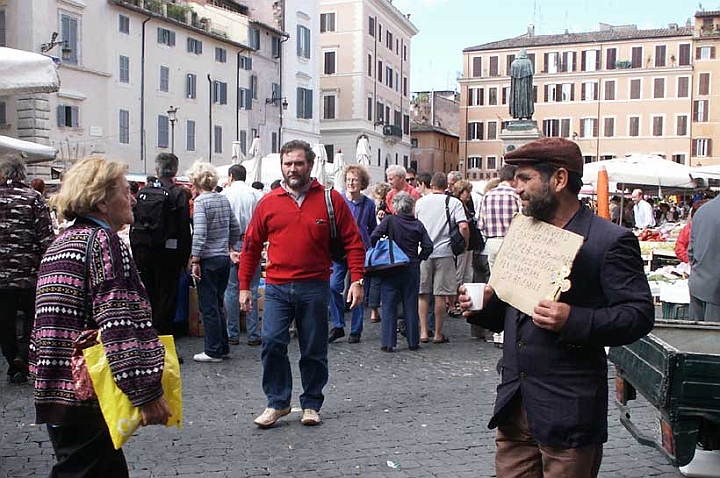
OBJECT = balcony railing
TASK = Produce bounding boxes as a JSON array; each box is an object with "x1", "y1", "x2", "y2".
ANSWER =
[{"x1": 383, "y1": 124, "x2": 403, "y2": 138}]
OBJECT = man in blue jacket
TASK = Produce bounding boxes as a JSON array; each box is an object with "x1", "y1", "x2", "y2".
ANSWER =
[{"x1": 459, "y1": 137, "x2": 654, "y2": 478}]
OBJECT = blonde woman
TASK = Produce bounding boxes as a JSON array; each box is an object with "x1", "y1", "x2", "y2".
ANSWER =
[{"x1": 187, "y1": 161, "x2": 241, "y2": 363}]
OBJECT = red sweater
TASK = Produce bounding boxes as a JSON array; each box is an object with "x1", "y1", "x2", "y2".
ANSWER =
[
  {"x1": 675, "y1": 222, "x2": 691, "y2": 263},
  {"x1": 239, "y1": 180, "x2": 366, "y2": 288}
]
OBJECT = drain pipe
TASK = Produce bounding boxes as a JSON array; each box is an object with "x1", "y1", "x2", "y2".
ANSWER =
[
  {"x1": 140, "y1": 15, "x2": 151, "y2": 173},
  {"x1": 208, "y1": 74, "x2": 213, "y2": 162}
]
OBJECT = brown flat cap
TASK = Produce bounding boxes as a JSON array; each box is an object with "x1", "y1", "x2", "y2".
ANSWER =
[{"x1": 504, "y1": 137, "x2": 583, "y2": 175}]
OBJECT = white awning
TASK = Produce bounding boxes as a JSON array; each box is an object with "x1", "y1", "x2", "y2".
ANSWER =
[
  {"x1": 0, "y1": 135, "x2": 57, "y2": 162},
  {"x1": 0, "y1": 47, "x2": 60, "y2": 96}
]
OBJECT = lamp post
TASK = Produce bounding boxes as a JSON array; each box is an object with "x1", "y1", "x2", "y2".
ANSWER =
[
  {"x1": 41, "y1": 32, "x2": 72, "y2": 61},
  {"x1": 265, "y1": 95, "x2": 288, "y2": 150},
  {"x1": 167, "y1": 106, "x2": 178, "y2": 154}
]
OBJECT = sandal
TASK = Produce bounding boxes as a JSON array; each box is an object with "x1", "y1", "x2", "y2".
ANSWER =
[
  {"x1": 433, "y1": 334, "x2": 450, "y2": 344},
  {"x1": 420, "y1": 337, "x2": 429, "y2": 343}
]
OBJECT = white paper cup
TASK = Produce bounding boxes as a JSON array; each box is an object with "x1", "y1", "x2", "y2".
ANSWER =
[{"x1": 464, "y1": 283, "x2": 485, "y2": 311}]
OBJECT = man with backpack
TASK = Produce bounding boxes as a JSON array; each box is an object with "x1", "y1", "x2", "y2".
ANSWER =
[{"x1": 130, "y1": 153, "x2": 192, "y2": 336}]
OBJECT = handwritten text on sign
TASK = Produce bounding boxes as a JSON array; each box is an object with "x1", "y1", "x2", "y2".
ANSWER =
[{"x1": 488, "y1": 214, "x2": 583, "y2": 316}]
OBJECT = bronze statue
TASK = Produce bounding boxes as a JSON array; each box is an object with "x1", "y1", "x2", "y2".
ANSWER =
[{"x1": 509, "y1": 49, "x2": 534, "y2": 120}]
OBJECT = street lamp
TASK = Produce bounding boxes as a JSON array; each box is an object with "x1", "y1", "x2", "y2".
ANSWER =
[
  {"x1": 265, "y1": 95, "x2": 288, "y2": 110},
  {"x1": 40, "y1": 31, "x2": 72, "y2": 61},
  {"x1": 167, "y1": 106, "x2": 178, "y2": 154}
]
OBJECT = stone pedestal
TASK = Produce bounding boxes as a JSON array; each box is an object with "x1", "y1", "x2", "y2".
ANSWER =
[{"x1": 499, "y1": 119, "x2": 542, "y2": 156}]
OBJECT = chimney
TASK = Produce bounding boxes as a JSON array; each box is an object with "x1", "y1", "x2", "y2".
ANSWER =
[
  {"x1": 527, "y1": 23, "x2": 535, "y2": 37},
  {"x1": 668, "y1": 23, "x2": 678, "y2": 30}
]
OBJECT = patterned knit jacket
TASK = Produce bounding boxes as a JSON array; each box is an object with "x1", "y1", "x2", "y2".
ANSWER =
[
  {"x1": 0, "y1": 180, "x2": 54, "y2": 289},
  {"x1": 30, "y1": 221, "x2": 165, "y2": 425}
]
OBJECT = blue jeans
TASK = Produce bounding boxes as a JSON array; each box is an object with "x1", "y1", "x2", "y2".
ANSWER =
[
  {"x1": 329, "y1": 260, "x2": 364, "y2": 335},
  {"x1": 380, "y1": 264, "x2": 420, "y2": 349},
  {"x1": 261, "y1": 280, "x2": 330, "y2": 411},
  {"x1": 225, "y1": 245, "x2": 261, "y2": 341},
  {"x1": 198, "y1": 255, "x2": 231, "y2": 358}
]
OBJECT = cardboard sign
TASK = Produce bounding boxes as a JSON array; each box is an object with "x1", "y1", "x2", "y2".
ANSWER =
[{"x1": 488, "y1": 214, "x2": 584, "y2": 316}]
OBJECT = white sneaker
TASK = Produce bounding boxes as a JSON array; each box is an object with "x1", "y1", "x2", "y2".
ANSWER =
[
  {"x1": 192, "y1": 352, "x2": 222, "y2": 363},
  {"x1": 253, "y1": 407, "x2": 291, "y2": 428},
  {"x1": 300, "y1": 409, "x2": 321, "y2": 426}
]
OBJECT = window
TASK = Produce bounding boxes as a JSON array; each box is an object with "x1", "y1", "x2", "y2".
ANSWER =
[
  {"x1": 249, "y1": 27, "x2": 260, "y2": 49},
  {"x1": 236, "y1": 87, "x2": 248, "y2": 109},
  {"x1": 604, "y1": 117, "x2": 615, "y2": 137},
  {"x1": 320, "y1": 13, "x2": 335, "y2": 33},
  {"x1": 393, "y1": 109, "x2": 401, "y2": 127},
  {"x1": 629, "y1": 116, "x2": 640, "y2": 137},
  {"x1": 581, "y1": 50, "x2": 599, "y2": 72},
  {"x1": 672, "y1": 154, "x2": 686, "y2": 164},
  {"x1": 377, "y1": 60, "x2": 382, "y2": 81},
  {"x1": 186, "y1": 120, "x2": 195, "y2": 151},
  {"x1": 403, "y1": 77, "x2": 408, "y2": 97},
  {"x1": 581, "y1": 118, "x2": 597, "y2": 138},
  {"x1": 653, "y1": 78, "x2": 665, "y2": 98},
  {"x1": 271, "y1": 83, "x2": 281, "y2": 102},
  {"x1": 469, "y1": 87, "x2": 484, "y2": 106},
  {"x1": 487, "y1": 121, "x2": 497, "y2": 140},
  {"x1": 544, "y1": 52, "x2": 559, "y2": 73},
  {"x1": 630, "y1": 79, "x2": 641, "y2": 99},
  {"x1": 296, "y1": 87, "x2": 313, "y2": 119},
  {"x1": 561, "y1": 118, "x2": 571, "y2": 138},
  {"x1": 678, "y1": 43, "x2": 691, "y2": 66},
  {"x1": 386, "y1": 30, "x2": 393, "y2": 50},
  {"x1": 403, "y1": 45, "x2": 407, "y2": 61},
  {"x1": 61, "y1": 14, "x2": 79, "y2": 64},
  {"x1": 324, "y1": 51, "x2": 336, "y2": 75},
  {"x1": 378, "y1": 24, "x2": 382, "y2": 40},
  {"x1": 677, "y1": 115, "x2": 688, "y2": 136},
  {"x1": 239, "y1": 55, "x2": 252, "y2": 70},
  {"x1": 157, "y1": 27, "x2": 175, "y2": 46},
  {"x1": 506, "y1": 54, "x2": 515, "y2": 75},
  {"x1": 119, "y1": 14, "x2": 129, "y2": 34},
  {"x1": 487, "y1": 156, "x2": 497, "y2": 170},
  {"x1": 159, "y1": 66, "x2": 169, "y2": 92},
  {"x1": 185, "y1": 73, "x2": 196, "y2": 99},
  {"x1": 376, "y1": 100, "x2": 383, "y2": 123},
  {"x1": 272, "y1": 132, "x2": 278, "y2": 153},
  {"x1": 655, "y1": 45, "x2": 666, "y2": 67},
  {"x1": 696, "y1": 46, "x2": 715, "y2": 60},
  {"x1": 699, "y1": 73, "x2": 710, "y2": 95},
  {"x1": 57, "y1": 105, "x2": 79, "y2": 127},
  {"x1": 212, "y1": 81, "x2": 227, "y2": 104},
  {"x1": 187, "y1": 37, "x2": 202, "y2": 54},
  {"x1": 0, "y1": 9, "x2": 5, "y2": 46},
  {"x1": 250, "y1": 75, "x2": 257, "y2": 99},
  {"x1": 488, "y1": 87, "x2": 498, "y2": 105},
  {"x1": 119, "y1": 55, "x2": 130, "y2": 83},
  {"x1": 544, "y1": 83, "x2": 574, "y2": 102},
  {"x1": 694, "y1": 138, "x2": 711, "y2": 157},
  {"x1": 403, "y1": 114, "x2": 410, "y2": 135},
  {"x1": 630, "y1": 46, "x2": 642, "y2": 68},
  {"x1": 467, "y1": 122, "x2": 483, "y2": 140},
  {"x1": 502, "y1": 86, "x2": 510, "y2": 104},
  {"x1": 604, "y1": 80, "x2": 615, "y2": 100},
  {"x1": 543, "y1": 119, "x2": 560, "y2": 137},
  {"x1": 367, "y1": 54, "x2": 372, "y2": 76},
  {"x1": 214, "y1": 125, "x2": 222, "y2": 154},
  {"x1": 367, "y1": 97, "x2": 372, "y2": 121},
  {"x1": 322, "y1": 95, "x2": 335, "y2": 119},
  {"x1": 368, "y1": 16, "x2": 375, "y2": 36},
  {"x1": 239, "y1": 130, "x2": 247, "y2": 154},
  {"x1": 694, "y1": 100, "x2": 709, "y2": 122},
  {"x1": 472, "y1": 57, "x2": 482, "y2": 77},
  {"x1": 215, "y1": 47, "x2": 227, "y2": 63},
  {"x1": 395, "y1": 72, "x2": 399, "y2": 92},
  {"x1": 489, "y1": 56, "x2": 499, "y2": 76},
  {"x1": 157, "y1": 115, "x2": 169, "y2": 148},
  {"x1": 677, "y1": 76, "x2": 689, "y2": 98},
  {"x1": 386, "y1": 66, "x2": 393, "y2": 88},
  {"x1": 606, "y1": 48, "x2": 617, "y2": 69},
  {"x1": 297, "y1": 25, "x2": 311, "y2": 59},
  {"x1": 119, "y1": 109, "x2": 129, "y2": 144},
  {"x1": 272, "y1": 36, "x2": 281, "y2": 58},
  {"x1": 652, "y1": 116, "x2": 664, "y2": 136},
  {"x1": 0, "y1": 101, "x2": 5, "y2": 125},
  {"x1": 467, "y1": 156, "x2": 482, "y2": 169},
  {"x1": 581, "y1": 82, "x2": 598, "y2": 101},
  {"x1": 411, "y1": 138, "x2": 418, "y2": 148}
]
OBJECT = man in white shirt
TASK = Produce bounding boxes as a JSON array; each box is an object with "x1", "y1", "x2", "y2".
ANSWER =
[
  {"x1": 631, "y1": 189, "x2": 655, "y2": 229},
  {"x1": 222, "y1": 164, "x2": 263, "y2": 345}
]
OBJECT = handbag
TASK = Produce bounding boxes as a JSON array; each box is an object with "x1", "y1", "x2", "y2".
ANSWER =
[
  {"x1": 365, "y1": 215, "x2": 410, "y2": 274},
  {"x1": 325, "y1": 187, "x2": 347, "y2": 261},
  {"x1": 445, "y1": 195, "x2": 466, "y2": 256},
  {"x1": 467, "y1": 216, "x2": 486, "y2": 251},
  {"x1": 70, "y1": 228, "x2": 101, "y2": 401}
]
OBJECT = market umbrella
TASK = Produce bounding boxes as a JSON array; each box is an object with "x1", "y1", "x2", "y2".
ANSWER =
[
  {"x1": 245, "y1": 137, "x2": 262, "y2": 183},
  {"x1": 356, "y1": 136, "x2": 370, "y2": 165},
  {"x1": 582, "y1": 155, "x2": 696, "y2": 189},
  {"x1": 596, "y1": 166, "x2": 610, "y2": 220},
  {"x1": 312, "y1": 143, "x2": 328, "y2": 185},
  {"x1": 0, "y1": 135, "x2": 57, "y2": 162},
  {"x1": 0, "y1": 47, "x2": 60, "y2": 96}
]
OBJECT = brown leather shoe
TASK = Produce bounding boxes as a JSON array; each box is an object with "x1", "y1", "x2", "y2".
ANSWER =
[{"x1": 253, "y1": 407, "x2": 291, "y2": 428}]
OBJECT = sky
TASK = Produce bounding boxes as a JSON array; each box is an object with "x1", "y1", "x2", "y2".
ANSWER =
[{"x1": 390, "y1": 0, "x2": 708, "y2": 92}]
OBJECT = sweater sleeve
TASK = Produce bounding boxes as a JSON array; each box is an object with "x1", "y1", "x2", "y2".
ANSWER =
[
  {"x1": 92, "y1": 231, "x2": 164, "y2": 407},
  {"x1": 191, "y1": 196, "x2": 207, "y2": 257}
]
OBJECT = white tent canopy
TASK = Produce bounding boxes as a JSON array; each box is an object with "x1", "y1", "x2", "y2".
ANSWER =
[
  {"x1": 0, "y1": 47, "x2": 60, "y2": 96},
  {"x1": 216, "y1": 154, "x2": 283, "y2": 190},
  {"x1": 582, "y1": 155, "x2": 697, "y2": 189},
  {"x1": 311, "y1": 143, "x2": 328, "y2": 185},
  {"x1": 691, "y1": 164, "x2": 720, "y2": 180},
  {"x1": 0, "y1": 135, "x2": 57, "y2": 162}
]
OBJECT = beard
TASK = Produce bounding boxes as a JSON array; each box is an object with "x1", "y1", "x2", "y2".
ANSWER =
[
  {"x1": 283, "y1": 170, "x2": 311, "y2": 190},
  {"x1": 521, "y1": 181, "x2": 559, "y2": 223}
]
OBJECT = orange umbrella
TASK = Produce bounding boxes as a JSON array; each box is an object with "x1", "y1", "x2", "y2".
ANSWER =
[{"x1": 596, "y1": 165, "x2": 610, "y2": 220}]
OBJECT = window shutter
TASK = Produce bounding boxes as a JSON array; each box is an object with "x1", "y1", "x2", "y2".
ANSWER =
[
  {"x1": 544, "y1": 84, "x2": 548, "y2": 102},
  {"x1": 56, "y1": 105, "x2": 64, "y2": 126},
  {"x1": 157, "y1": 27, "x2": 163, "y2": 43},
  {"x1": 703, "y1": 101, "x2": 709, "y2": 122},
  {"x1": 555, "y1": 84, "x2": 562, "y2": 102},
  {"x1": 240, "y1": 130, "x2": 247, "y2": 154},
  {"x1": 712, "y1": 47, "x2": 716, "y2": 59},
  {"x1": 169, "y1": 31, "x2": 175, "y2": 46},
  {"x1": 581, "y1": 84, "x2": 586, "y2": 101},
  {"x1": 570, "y1": 83, "x2": 575, "y2": 101},
  {"x1": 478, "y1": 88, "x2": 484, "y2": 105},
  {"x1": 221, "y1": 82, "x2": 227, "y2": 104},
  {"x1": 581, "y1": 51, "x2": 586, "y2": 71},
  {"x1": 71, "y1": 106, "x2": 79, "y2": 127},
  {"x1": 593, "y1": 82, "x2": 598, "y2": 100},
  {"x1": 68, "y1": 17, "x2": 78, "y2": 64},
  {"x1": 696, "y1": 47, "x2": 701, "y2": 60},
  {"x1": 693, "y1": 101, "x2": 698, "y2": 122},
  {"x1": 306, "y1": 89, "x2": 313, "y2": 118},
  {"x1": 707, "y1": 139, "x2": 712, "y2": 156},
  {"x1": 245, "y1": 88, "x2": 252, "y2": 110},
  {"x1": 592, "y1": 119, "x2": 598, "y2": 138},
  {"x1": 692, "y1": 139, "x2": 698, "y2": 155},
  {"x1": 543, "y1": 53, "x2": 549, "y2": 73},
  {"x1": 296, "y1": 88, "x2": 303, "y2": 118},
  {"x1": 595, "y1": 50, "x2": 601, "y2": 70}
]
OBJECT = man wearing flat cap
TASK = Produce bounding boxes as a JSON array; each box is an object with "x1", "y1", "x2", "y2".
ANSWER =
[{"x1": 459, "y1": 137, "x2": 654, "y2": 478}]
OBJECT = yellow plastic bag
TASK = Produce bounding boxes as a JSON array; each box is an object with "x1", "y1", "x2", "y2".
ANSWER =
[{"x1": 84, "y1": 334, "x2": 183, "y2": 449}]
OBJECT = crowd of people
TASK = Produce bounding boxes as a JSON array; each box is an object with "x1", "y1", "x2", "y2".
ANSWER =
[{"x1": 0, "y1": 134, "x2": 716, "y2": 477}]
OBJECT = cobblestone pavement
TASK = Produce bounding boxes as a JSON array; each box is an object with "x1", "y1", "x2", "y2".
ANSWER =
[{"x1": 1, "y1": 315, "x2": 683, "y2": 477}]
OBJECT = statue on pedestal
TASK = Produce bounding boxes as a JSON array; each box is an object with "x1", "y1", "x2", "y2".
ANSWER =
[{"x1": 509, "y1": 49, "x2": 534, "y2": 120}]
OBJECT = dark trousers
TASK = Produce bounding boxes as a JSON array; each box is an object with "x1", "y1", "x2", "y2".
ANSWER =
[
  {"x1": 0, "y1": 288, "x2": 35, "y2": 377},
  {"x1": 47, "y1": 420, "x2": 129, "y2": 478},
  {"x1": 137, "y1": 255, "x2": 183, "y2": 336},
  {"x1": 198, "y1": 255, "x2": 231, "y2": 358},
  {"x1": 380, "y1": 264, "x2": 421, "y2": 349}
]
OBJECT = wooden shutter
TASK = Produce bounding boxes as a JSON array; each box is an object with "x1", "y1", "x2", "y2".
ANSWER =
[
  {"x1": 490, "y1": 56, "x2": 498, "y2": 76},
  {"x1": 297, "y1": 25, "x2": 302, "y2": 56},
  {"x1": 679, "y1": 44, "x2": 690, "y2": 65},
  {"x1": 473, "y1": 57, "x2": 482, "y2": 77},
  {"x1": 570, "y1": 83, "x2": 575, "y2": 101},
  {"x1": 296, "y1": 88, "x2": 303, "y2": 118},
  {"x1": 157, "y1": 27, "x2": 163, "y2": 43},
  {"x1": 581, "y1": 83, "x2": 586, "y2": 101},
  {"x1": 306, "y1": 89, "x2": 313, "y2": 119},
  {"x1": 712, "y1": 47, "x2": 716, "y2": 59},
  {"x1": 543, "y1": 53, "x2": 549, "y2": 73},
  {"x1": 593, "y1": 82, "x2": 599, "y2": 100},
  {"x1": 506, "y1": 54, "x2": 515, "y2": 75},
  {"x1": 555, "y1": 84, "x2": 562, "y2": 102},
  {"x1": 544, "y1": 84, "x2": 549, "y2": 102},
  {"x1": 479, "y1": 88, "x2": 484, "y2": 105},
  {"x1": 592, "y1": 119, "x2": 598, "y2": 138},
  {"x1": 581, "y1": 51, "x2": 586, "y2": 71},
  {"x1": 707, "y1": 139, "x2": 712, "y2": 156},
  {"x1": 572, "y1": 52, "x2": 577, "y2": 72},
  {"x1": 692, "y1": 139, "x2": 698, "y2": 155},
  {"x1": 595, "y1": 50, "x2": 601, "y2": 70},
  {"x1": 56, "y1": 105, "x2": 64, "y2": 126},
  {"x1": 606, "y1": 48, "x2": 616, "y2": 70},
  {"x1": 169, "y1": 31, "x2": 175, "y2": 46},
  {"x1": 696, "y1": 47, "x2": 702, "y2": 60},
  {"x1": 700, "y1": 73, "x2": 710, "y2": 95}
]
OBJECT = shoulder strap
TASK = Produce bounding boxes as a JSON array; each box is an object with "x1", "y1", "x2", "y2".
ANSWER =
[
  {"x1": 387, "y1": 215, "x2": 396, "y2": 262},
  {"x1": 83, "y1": 228, "x2": 101, "y2": 330},
  {"x1": 324, "y1": 187, "x2": 338, "y2": 240},
  {"x1": 444, "y1": 195, "x2": 452, "y2": 231}
]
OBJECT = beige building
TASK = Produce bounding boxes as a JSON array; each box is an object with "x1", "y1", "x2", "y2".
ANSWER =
[
  {"x1": 691, "y1": 10, "x2": 720, "y2": 166},
  {"x1": 318, "y1": 0, "x2": 417, "y2": 184},
  {"x1": 409, "y1": 90, "x2": 460, "y2": 173},
  {"x1": 460, "y1": 22, "x2": 698, "y2": 180}
]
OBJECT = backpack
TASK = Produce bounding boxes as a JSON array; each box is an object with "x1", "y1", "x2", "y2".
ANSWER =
[{"x1": 130, "y1": 183, "x2": 176, "y2": 250}]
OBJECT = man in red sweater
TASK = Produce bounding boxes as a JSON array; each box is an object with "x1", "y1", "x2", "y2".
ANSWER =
[{"x1": 240, "y1": 140, "x2": 366, "y2": 428}]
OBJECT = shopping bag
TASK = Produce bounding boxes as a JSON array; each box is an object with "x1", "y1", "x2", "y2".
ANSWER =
[
  {"x1": 187, "y1": 282, "x2": 204, "y2": 337},
  {"x1": 364, "y1": 215, "x2": 409, "y2": 274},
  {"x1": 84, "y1": 334, "x2": 183, "y2": 449}
]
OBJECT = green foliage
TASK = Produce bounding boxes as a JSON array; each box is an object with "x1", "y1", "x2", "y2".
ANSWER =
[{"x1": 167, "y1": 3, "x2": 191, "y2": 22}]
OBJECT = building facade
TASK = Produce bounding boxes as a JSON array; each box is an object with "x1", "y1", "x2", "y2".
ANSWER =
[
  {"x1": 409, "y1": 90, "x2": 460, "y2": 174},
  {"x1": 460, "y1": 22, "x2": 700, "y2": 180},
  {"x1": 318, "y1": 0, "x2": 417, "y2": 183},
  {"x1": 691, "y1": 10, "x2": 720, "y2": 166}
]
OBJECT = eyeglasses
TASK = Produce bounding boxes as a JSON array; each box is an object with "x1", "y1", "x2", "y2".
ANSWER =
[
  {"x1": 407, "y1": 177, "x2": 416, "y2": 182},
  {"x1": 346, "y1": 178, "x2": 360, "y2": 184}
]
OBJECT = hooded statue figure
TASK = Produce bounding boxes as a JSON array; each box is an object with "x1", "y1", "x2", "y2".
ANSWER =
[{"x1": 509, "y1": 49, "x2": 534, "y2": 120}]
